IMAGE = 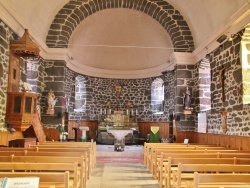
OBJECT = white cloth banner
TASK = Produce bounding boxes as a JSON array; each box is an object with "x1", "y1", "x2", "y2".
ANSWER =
[{"x1": 107, "y1": 130, "x2": 132, "y2": 141}]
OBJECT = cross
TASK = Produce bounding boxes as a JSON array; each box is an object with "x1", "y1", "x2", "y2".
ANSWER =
[{"x1": 219, "y1": 65, "x2": 231, "y2": 102}]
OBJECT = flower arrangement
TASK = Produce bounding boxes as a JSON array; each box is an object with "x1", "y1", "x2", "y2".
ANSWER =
[{"x1": 57, "y1": 124, "x2": 68, "y2": 135}]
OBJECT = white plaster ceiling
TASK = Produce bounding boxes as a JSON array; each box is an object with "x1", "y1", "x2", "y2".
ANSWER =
[{"x1": 2, "y1": 0, "x2": 250, "y2": 78}]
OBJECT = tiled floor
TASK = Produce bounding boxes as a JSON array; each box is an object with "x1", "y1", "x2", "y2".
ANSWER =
[{"x1": 86, "y1": 145, "x2": 160, "y2": 188}]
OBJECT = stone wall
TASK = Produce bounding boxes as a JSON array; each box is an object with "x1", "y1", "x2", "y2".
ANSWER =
[
  {"x1": 65, "y1": 72, "x2": 175, "y2": 123},
  {"x1": 207, "y1": 31, "x2": 249, "y2": 135},
  {"x1": 0, "y1": 21, "x2": 18, "y2": 129},
  {"x1": 174, "y1": 64, "x2": 196, "y2": 132}
]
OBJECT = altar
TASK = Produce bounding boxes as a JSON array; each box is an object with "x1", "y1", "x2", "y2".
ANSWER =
[
  {"x1": 98, "y1": 111, "x2": 138, "y2": 146},
  {"x1": 107, "y1": 129, "x2": 133, "y2": 151}
]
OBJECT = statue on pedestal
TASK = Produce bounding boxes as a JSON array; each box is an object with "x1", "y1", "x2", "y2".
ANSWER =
[
  {"x1": 183, "y1": 87, "x2": 191, "y2": 110},
  {"x1": 46, "y1": 89, "x2": 57, "y2": 114}
]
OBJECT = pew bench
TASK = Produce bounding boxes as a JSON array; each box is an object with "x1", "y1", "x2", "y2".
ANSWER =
[
  {"x1": 173, "y1": 163, "x2": 250, "y2": 188},
  {"x1": 147, "y1": 147, "x2": 235, "y2": 172},
  {"x1": 193, "y1": 173, "x2": 250, "y2": 188},
  {"x1": 0, "y1": 171, "x2": 69, "y2": 188},
  {"x1": 152, "y1": 151, "x2": 250, "y2": 178},
  {"x1": 160, "y1": 157, "x2": 250, "y2": 188},
  {"x1": 31, "y1": 144, "x2": 96, "y2": 172},
  {"x1": 10, "y1": 155, "x2": 86, "y2": 188},
  {"x1": 0, "y1": 162, "x2": 79, "y2": 188},
  {"x1": 143, "y1": 143, "x2": 221, "y2": 165},
  {"x1": 0, "y1": 150, "x2": 91, "y2": 180}
]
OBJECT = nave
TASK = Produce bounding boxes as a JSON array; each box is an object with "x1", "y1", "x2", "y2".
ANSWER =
[{"x1": 86, "y1": 145, "x2": 159, "y2": 188}]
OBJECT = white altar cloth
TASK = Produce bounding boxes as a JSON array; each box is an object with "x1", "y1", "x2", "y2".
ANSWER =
[
  {"x1": 107, "y1": 130, "x2": 132, "y2": 141},
  {"x1": 79, "y1": 126, "x2": 89, "y2": 139}
]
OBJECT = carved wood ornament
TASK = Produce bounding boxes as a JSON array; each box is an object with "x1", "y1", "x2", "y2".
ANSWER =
[
  {"x1": 220, "y1": 111, "x2": 227, "y2": 133},
  {"x1": 5, "y1": 29, "x2": 40, "y2": 132}
]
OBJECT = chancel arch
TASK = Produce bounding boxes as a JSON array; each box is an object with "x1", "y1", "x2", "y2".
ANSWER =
[{"x1": 46, "y1": 0, "x2": 194, "y2": 52}]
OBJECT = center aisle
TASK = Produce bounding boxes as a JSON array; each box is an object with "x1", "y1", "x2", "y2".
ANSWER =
[{"x1": 86, "y1": 145, "x2": 160, "y2": 188}]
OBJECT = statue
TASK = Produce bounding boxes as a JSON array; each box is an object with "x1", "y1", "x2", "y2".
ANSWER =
[
  {"x1": 220, "y1": 111, "x2": 227, "y2": 133},
  {"x1": 46, "y1": 89, "x2": 57, "y2": 110},
  {"x1": 125, "y1": 101, "x2": 132, "y2": 109},
  {"x1": 106, "y1": 100, "x2": 111, "y2": 109},
  {"x1": 183, "y1": 87, "x2": 191, "y2": 110}
]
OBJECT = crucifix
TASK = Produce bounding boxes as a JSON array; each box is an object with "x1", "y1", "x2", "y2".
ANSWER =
[{"x1": 219, "y1": 65, "x2": 231, "y2": 102}]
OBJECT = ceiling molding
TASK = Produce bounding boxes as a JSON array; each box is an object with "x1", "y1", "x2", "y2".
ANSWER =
[
  {"x1": 192, "y1": 1, "x2": 250, "y2": 63},
  {"x1": 65, "y1": 58, "x2": 174, "y2": 79}
]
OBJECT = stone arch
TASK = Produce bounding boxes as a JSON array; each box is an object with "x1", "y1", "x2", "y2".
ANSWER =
[{"x1": 46, "y1": 0, "x2": 194, "y2": 52}]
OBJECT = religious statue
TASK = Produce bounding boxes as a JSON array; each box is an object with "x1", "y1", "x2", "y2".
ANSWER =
[
  {"x1": 183, "y1": 87, "x2": 191, "y2": 109},
  {"x1": 46, "y1": 89, "x2": 57, "y2": 110},
  {"x1": 125, "y1": 101, "x2": 132, "y2": 109},
  {"x1": 220, "y1": 111, "x2": 227, "y2": 133},
  {"x1": 106, "y1": 100, "x2": 111, "y2": 109},
  {"x1": 115, "y1": 84, "x2": 122, "y2": 99}
]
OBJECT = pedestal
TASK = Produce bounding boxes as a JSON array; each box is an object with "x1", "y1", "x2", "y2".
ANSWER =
[
  {"x1": 79, "y1": 126, "x2": 89, "y2": 141},
  {"x1": 107, "y1": 129, "x2": 132, "y2": 152},
  {"x1": 114, "y1": 138, "x2": 125, "y2": 151},
  {"x1": 46, "y1": 109, "x2": 54, "y2": 115}
]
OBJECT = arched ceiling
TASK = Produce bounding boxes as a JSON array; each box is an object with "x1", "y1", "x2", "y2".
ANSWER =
[{"x1": 2, "y1": 0, "x2": 250, "y2": 78}]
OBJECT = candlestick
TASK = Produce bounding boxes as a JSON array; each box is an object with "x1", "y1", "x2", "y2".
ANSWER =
[
  {"x1": 126, "y1": 109, "x2": 129, "y2": 115},
  {"x1": 107, "y1": 109, "x2": 111, "y2": 114}
]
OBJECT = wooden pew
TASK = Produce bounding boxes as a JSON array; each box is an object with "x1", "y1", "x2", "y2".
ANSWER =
[
  {"x1": 151, "y1": 150, "x2": 250, "y2": 176},
  {"x1": 161, "y1": 157, "x2": 250, "y2": 188},
  {"x1": 150, "y1": 150, "x2": 223, "y2": 174},
  {"x1": 32, "y1": 147, "x2": 92, "y2": 178},
  {"x1": 156, "y1": 152, "x2": 250, "y2": 187},
  {"x1": 146, "y1": 145, "x2": 232, "y2": 169},
  {"x1": 36, "y1": 141, "x2": 96, "y2": 164},
  {"x1": 144, "y1": 143, "x2": 219, "y2": 165},
  {"x1": 0, "y1": 150, "x2": 91, "y2": 187},
  {"x1": 10, "y1": 155, "x2": 86, "y2": 188},
  {"x1": 148, "y1": 147, "x2": 238, "y2": 171},
  {"x1": 0, "y1": 150, "x2": 91, "y2": 178},
  {"x1": 0, "y1": 162, "x2": 79, "y2": 188},
  {"x1": 0, "y1": 171, "x2": 69, "y2": 188},
  {"x1": 174, "y1": 163, "x2": 250, "y2": 188},
  {"x1": 31, "y1": 143, "x2": 96, "y2": 171},
  {"x1": 193, "y1": 173, "x2": 250, "y2": 188}
]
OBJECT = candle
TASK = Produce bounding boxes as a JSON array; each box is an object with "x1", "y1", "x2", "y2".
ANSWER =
[
  {"x1": 126, "y1": 109, "x2": 129, "y2": 115},
  {"x1": 108, "y1": 109, "x2": 111, "y2": 114},
  {"x1": 100, "y1": 109, "x2": 102, "y2": 114},
  {"x1": 104, "y1": 109, "x2": 106, "y2": 114},
  {"x1": 135, "y1": 109, "x2": 138, "y2": 115}
]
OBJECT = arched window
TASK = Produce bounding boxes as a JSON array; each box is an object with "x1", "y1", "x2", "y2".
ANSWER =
[
  {"x1": 151, "y1": 78, "x2": 164, "y2": 114},
  {"x1": 74, "y1": 75, "x2": 86, "y2": 112},
  {"x1": 198, "y1": 57, "x2": 211, "y2": 111}
]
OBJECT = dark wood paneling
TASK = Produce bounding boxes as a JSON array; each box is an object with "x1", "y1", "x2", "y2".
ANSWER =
[
  {"x1": 0, "y1": 131, "x2": 24, "y2": 146},
  {"x1": 43, "y1": 128, "x2": 60, "y2": 141}
]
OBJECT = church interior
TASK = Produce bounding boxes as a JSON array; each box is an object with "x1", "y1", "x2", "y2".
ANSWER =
[{"x1": 0, "y1": 0, "x2": 250, "y2": 187}]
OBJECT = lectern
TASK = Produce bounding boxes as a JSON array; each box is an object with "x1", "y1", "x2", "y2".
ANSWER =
[{"x1": 73, "y1": 126, "x2": 89, "y2": 141}]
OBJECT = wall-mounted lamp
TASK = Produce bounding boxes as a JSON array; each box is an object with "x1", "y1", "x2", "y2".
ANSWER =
[{"x1": 228, "y1": 33, "x2": 238, "y2": 41}]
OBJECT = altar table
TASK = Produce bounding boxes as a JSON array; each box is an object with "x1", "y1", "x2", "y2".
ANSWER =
[{"x1": 107, "y1": 129, "x2": 133, "y2": 151}]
